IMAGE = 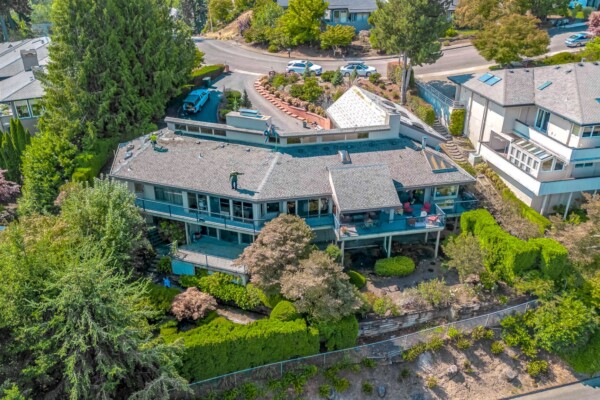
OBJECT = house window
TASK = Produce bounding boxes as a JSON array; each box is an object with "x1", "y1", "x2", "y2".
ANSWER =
[
  {"x1": 198, "y1": 195, "x2": 208, "y2": 211},
  {"x1": 213, "y1": 128, "x2": 226, "y2": 136},
  {"x1": 219, "y1": 198, "x2": 231, "y2": 215},
  {"x1": 434, "y1": 185, "x2": 458, "y2": 199},
  {"x1": 339, "y1": 10, "x2": 348, "y2": 23},
  {"x1": 570, "y1": 124, "x2": 581, "y2": 136},
  {"x1": 553, "y1": 160, "x2": 565, "y2": 171},
  {"x1": 154, "y1": 187, "x2": 183, "y2": 205},
  {"x1": 240, "y1": 233, "x2": 253, "y2": 244},
  {"x1": 301, "y1": 136, "x2": 317, "y2": 143},
  {"x1": 29, "y1": 99, "x2": 43, "y2": 117},
  {"x1": 541, "y1": 158, "x2": 553, "y2": 171},
  {"x1": 14, "y1": 100, "x2": 30, "y2": 118},
  {"x1": 308, "y1": 199, "x2": 320, "y2": 217},
  {"x1": 174, "y1": 123, "x2": 187, "y2": 131},
  {"x1": 188, "y1": 192, "x2": 198, "y2": 210},
  {"x1": 320, "y1": 198, "x2": 329, "y2": 213},
  {"x1": 575, "y1": 162, "x2": 593, "y2": 168},
  {"x1": 351, "y1": 12, "x2": 369, "y2": 22},
  {"x1": 287, "y1": 137, "x2": 301, "y2": 144},
  {"x1": 134, "y1": 183, "x2": 144, "y2": 194},
  {"x1": 534, "y1": 109, "x2": 551, "y2": 132},
  {"x1": 232, "y1": 200, "x2": 253, "y2": 220},
  {"x1": 297, "y1": 199, "x2": 309, "y2": 217},
  {"x1": 266, "y1": 202, "x2": 280, "y2": 214},
  {"x1": 582, "y1": 126, "x2": 600, "y2": 138}
]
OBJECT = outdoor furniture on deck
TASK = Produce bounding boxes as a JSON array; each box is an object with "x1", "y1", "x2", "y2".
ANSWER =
[
  {"x1": 423, "y1": 202, "x2": 431, "y2": 213},
  {"x1": 403, "y1": 202, "x2": 414, "y2": 215}
]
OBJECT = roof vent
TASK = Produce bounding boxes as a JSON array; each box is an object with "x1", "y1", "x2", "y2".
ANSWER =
[
  {"x1": 537, "y1": 81, "x2": 552, "y2": 90},
  {"x1": 508, "y1": 70, "x2": 514, "y2": 73},
  {"x1": 566, "y1": 69, "x2": 573, "y2": 74},
  {"x1": 524, "y1": 69, "x2": 530, "y2": 72},
  {"x1": 554, "y1": 66, "x2": 561, "y2": 69},
  {"x1": 124, "y1": 151, "x2": 133, "y2": 160},
  {"x1": 594, "y1": 62, "x2": 599, "y2": 66},
  {"x1": 578, "y1": 63, "x2": 584, "y2": 67},
  {"x1": 338, "y1": 150, "x2": 351, "y2": 164},
  {"x1": 126, "y1": 144, "x2": 134, "y2": 151}
]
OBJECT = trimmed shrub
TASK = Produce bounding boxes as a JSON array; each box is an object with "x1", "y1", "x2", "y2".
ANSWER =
[
  {"x1": 491, "y1": 341, "x2": 505, "y2": 355},
  {"x1": 191, "y1": 64, "x2": 225, "y2": 85},
  {"x1": 162, "y1": 317, "x2": 320, "y2": 380},
  {"x1": 72, "y1": 138, "x2": 114, "y2": 182},
  {"x1": 347, "y1": 270, "x2": 366, "y2": 289},
  {"x1": 368, "y1": 72, "x2": 382, "y2": 84},
  {"x1": 270, "y1": 300, "x2": 300, "y2": 321},
  {"x1": 375, "y1": 256, "x2": 415, "y2": 277},
  {"x1": 146, "y1": 283, "x2": 180, "y2": 315},
  {"x1": 407, "y1": 94, "x2": 436, "y2": 126},
  {"x1": 318, "y1": 384, "x2": 332, "y2": 398},
  {"x1": 254, "y1": 285, "x2": 282, "y2": 308},
  {"x1": 316, "y1": 315, "x2": 359, "y2": 351},
  {"x1": 198, "y1": 272, "x2": 262, "y2": 310},
  {"x1": 560, "y1": 331, "x2": 600, "y2": 374},
  {"x1": 460, "y1": 209, "x2": 539, "y2": 283},
  {"x1": 449, "y1": 108, "x2": 466, "y2": 136},
  {"x1": 403, "y1": 342, "x2": 427, "y2": 361},
  {"x1": 362, "y1": 381, "x2": 374, "y2": 394},
  {"x1": 529, "y1": 238, "x2": 569, "y2": 280}
]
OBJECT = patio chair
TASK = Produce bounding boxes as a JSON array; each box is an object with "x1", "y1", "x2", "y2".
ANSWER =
[
  {"x1": 423, "y1": 202, "x2": 431, "y2": 213},
  {"x1": 403, "y1": 202, "x2": 413, "y2": 214},
  {"x1": 407, "y1": 218, "x2": 417, "y2": 227}
]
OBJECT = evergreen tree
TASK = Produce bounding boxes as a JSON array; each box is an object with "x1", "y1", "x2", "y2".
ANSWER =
[
  {"x1": 40, "y1": 0, "x2": 195, "y2": 144},
  {"x1": 181, "y1": 0, "x2": 208, "y2": 33},
  {"x1": 0, "y1": 118, "x2": 30, "y2": 183},
  {"x1": 370, "y1": 0, "x2": 450, "y2": 105}
]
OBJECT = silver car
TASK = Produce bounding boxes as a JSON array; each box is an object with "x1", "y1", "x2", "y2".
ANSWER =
[
  {"x1": 285, "y1": 60, "x2": 323, "y2": 75},
  {"x1": 339, "y1": 62, "x2": 377, "y2": 77}
]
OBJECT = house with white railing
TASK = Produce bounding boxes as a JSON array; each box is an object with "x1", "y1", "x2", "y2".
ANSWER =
[
  {"x1": 110, "y1": 88, "x2": 476, "y2": 280},
  {"x1": 452, "y1": 62, "x2": 600, "y2": 216}
]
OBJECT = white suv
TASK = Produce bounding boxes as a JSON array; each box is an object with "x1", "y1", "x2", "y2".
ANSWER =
[{"x1": 285, "y1": 60, "x2": 323, "y2": 75}]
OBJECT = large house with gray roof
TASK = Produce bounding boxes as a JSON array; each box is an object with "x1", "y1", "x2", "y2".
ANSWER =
[
  {"x1": 453, "y1": 62, "x2": 600, "y2": 216},
  {"x1": 110, "y1": 88, "x2": 476, "y2": 280},
  {"x1": 0, "y1": 37, "x2": 49, "y2": 133}
]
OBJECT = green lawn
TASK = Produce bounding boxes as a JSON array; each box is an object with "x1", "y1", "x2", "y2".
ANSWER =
[
  {"x1": 456, "y1": 29, "x2": 480, "y2": 37},
  {"x1": 560, "y1": 331, "x2": 600, "y2": 374}
]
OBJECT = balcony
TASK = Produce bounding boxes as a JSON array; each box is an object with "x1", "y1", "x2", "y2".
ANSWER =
[
  {"x1": 334, "y1": 204, "x2": 447, "y2": 239},
  {"x1": 134, "y1": 198, "x2": 335, "y2": 234}
]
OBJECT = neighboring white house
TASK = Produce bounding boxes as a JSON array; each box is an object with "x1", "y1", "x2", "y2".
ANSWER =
[{"x1": 452, "y1": 62, "x2": 600, "y2": 216}]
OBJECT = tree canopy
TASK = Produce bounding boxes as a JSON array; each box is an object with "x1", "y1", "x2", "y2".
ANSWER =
[
  {"x1": 0, "y1": 179, "x2": 187, "y2": 398},
  {"x1": 473, "y1": 14, "x2": 549, "y2": 65},
  {"x1": 40, "y1": 0, "x2": 195, "y2": 144},
  {"x1": 273, "y1": 0, "x2": 328, "y2": 46},
  {"x1": 369, "y1": 0, "x2": 450, "y2": 104},
  {"x1": 0, "y1": 118, "x2": 30, "y2": 183}
]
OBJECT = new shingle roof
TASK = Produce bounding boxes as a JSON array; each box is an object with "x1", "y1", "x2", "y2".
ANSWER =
[
  {"x1": 461, "y1": 62, "x2": 600, "y2": 125},
  {"x1": 0, "y1": 70, "x2": 44, "y2": 102},
  {"x1": 329, "y1": 164, "x2": 401, "y2": 212},
  {"x1": 0, "y1": 37, "x2": 49, "y2": 79},
  {"x1": 110, "y1": 130, "x2": 475, "y2": 202}
]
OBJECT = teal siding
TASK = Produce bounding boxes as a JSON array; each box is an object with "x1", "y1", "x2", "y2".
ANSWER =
[{"x1": 172, "y1": 259, "x2": 195, "y2": 275}]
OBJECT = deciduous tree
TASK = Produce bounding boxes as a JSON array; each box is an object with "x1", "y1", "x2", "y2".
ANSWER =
[
  {"x1": 172, "y1": 287, "x2": 217, "y2": 321},
  {"x1": 370, "y1": 0, "x2": 450, "y2": 104},
  {"x1": 320, "y1": 25, "x2": 355, "y2": 51},
  {"x1": 582, "y1": 37, "x2": 600, "y2": 62},
  {"x1": 442, "y1": 233, "x2": 486, "y2": 282},
  {"x1": 590, "y1": 12, "x2": 600, "y2": 37},
  {"x1": 244, "y1": 0, "x2": 284, "y2": 43},
  {"x1": 280, "y1": 251, "x2": 363, "y2": 322},
  {"x1": 234, "y1": 214, "x2": 314, "y2": 294},
  {"x1": 454, "y1": 0, "x2": 522, "y2": 29},
  {"x1": 473, "y1": 14, "x2": 549, "y2": 65},
  {"x1": 273, "y1": 0, "x2": 328, "y2": 46},
  {"x1": 208, "y1": 0, "x2": 233, "y2": 25},
  {"x1": 0, "y1": 118, "x2": 30, "y2": 183}
]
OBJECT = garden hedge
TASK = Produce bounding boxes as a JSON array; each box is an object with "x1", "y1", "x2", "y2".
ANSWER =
[
  {"x1": 191, "y1": 64, "x2": 225, "y2": 86},
  {"x1": 270, "y1": 300, "x2": 300, "y2": 321},
  {"x1": 184, "y1": 272, "x2": 262, "y2": 311},
  {"x1": 460, "y1": 209, "x2": 538, "y2": 282},
  {"x1": 347, "y1": 270, "x2": 366, "y2": 289},
  {"x1": 316, "y1": 315, "x2": 359, "y2": 351},
  {"x1": 72, "y1": 138, "x2": 115, "y2": 182},
  {"x1": 408, "y1": 94, "x2": 436, "y2": 126},
  {"x1": 449, "y1": 108, "x2": 466, "y2": 136},
  {"x1": 375, "y1": 256, "x2": 415, "y2": 277},
  {"x1": 146, "y1": 283, "x2": 180, "y2": 315},
  {"x1": 162, "y1": 317, "x2": 319, "y2": 380},
  {"x1": 530, "y1": 238, "x2": 569, "y2": 281}
]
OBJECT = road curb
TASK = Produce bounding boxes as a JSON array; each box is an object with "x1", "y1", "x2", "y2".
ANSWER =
[{"x1": 196, "y1": 37, "x2": 474, "y2": 62}]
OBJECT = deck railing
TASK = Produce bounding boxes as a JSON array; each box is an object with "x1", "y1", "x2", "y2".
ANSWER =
[{"x1": 415, "y1": 80, "x2": 464, "y2": 109}]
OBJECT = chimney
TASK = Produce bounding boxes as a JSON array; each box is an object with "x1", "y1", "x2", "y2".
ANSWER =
[{"x1": 20, "y1": 49, "x2": 39, "y2": 72}]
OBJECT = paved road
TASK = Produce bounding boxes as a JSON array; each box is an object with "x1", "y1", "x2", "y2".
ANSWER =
[
  {"x1": 197, "y1": 27, "x2": 587, "y2": 80},
  {"x1": 507, "y1": 377, "x2": 600, "y2": 400}
]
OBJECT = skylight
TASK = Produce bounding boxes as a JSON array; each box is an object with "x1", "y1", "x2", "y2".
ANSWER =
[
  {"x1": 485, "y1": 76, "x2": 502, "y2": 86},
  {"x1": 537, "y1": 81, "x2": 552, "y2": 90},
  {"x1": 478, "y1": 73, "x2": 494, "y2": 82}
]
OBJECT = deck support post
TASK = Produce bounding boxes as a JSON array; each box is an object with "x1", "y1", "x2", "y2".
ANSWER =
[
  {"x1": 540, "y1": 195, "x2": 549, "y2": 216},
  {"x1": 340, "y1": 240, "x2": 345, "y2": 266},
  {"x1": 387, "y1": 236, "x2": 392, "y2": 258},
  {"x1": 434, "y1": 230, "x2": 441, "y2": 258},
  {"x1": 424, "y1": 231, "x2": 429, "y2": 243},
  {"x1": 184, "y1": 222, "x2": 190, "y2": 245},
  {"x1": 563, "y1": 192, "x2": 574, "y2": 220}
]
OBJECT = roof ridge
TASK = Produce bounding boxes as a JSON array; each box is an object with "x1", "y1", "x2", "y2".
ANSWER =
[
  {"x1": 573, "y1": 64, "x2": 586, "y2": 124},
  {"x1": 256, "y1": 152, "x2": 280, "y2": 195}
]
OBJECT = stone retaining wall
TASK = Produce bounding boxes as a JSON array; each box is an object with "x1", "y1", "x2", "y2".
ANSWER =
[
  {"x1": 253, "y1": 80, "x2": 332, "y2": 129},
  {"x1": 359, "y1": 297, "x2": 530, "y2": 338}
]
